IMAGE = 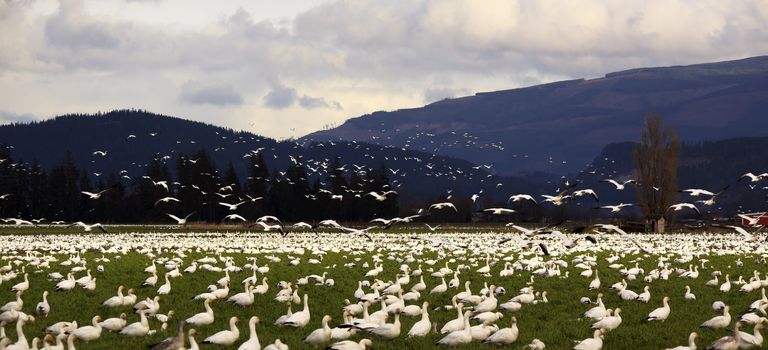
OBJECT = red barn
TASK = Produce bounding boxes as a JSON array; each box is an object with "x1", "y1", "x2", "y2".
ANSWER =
[{"x1": 741, "y1": 212, "x2": 768, "y2": 226}]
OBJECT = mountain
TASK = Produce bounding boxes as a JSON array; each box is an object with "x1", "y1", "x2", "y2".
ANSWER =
[
  {"x1": 571, "y1": 138, "x2": 768, "y2": 216},
  {"x1": 0, "y1": 110, "x2": 540, "y2": 207},
  {"x1": 303, "y1": 56, "x2": 768, "y2": 176}
]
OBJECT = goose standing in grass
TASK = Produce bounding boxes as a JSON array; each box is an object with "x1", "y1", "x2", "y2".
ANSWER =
[
  {"x1": 304, "y1": 315, "x2": 332, "y2": 345},
  {"x1": 483, "y1": 315, "x2": 518, "y2": 345},
  {"x1": 700, "y1": 306, "x2": 731, "y2": 330},
  {"x1": 203, "y1": 316, "x2": 239, "y2": 346},
  {"x1": 664, "y1": 332, "x2": 698, "y2": 350},
  {"x1": 281, "y1": 294, "x2": 310, "y2": 328},
  {"x1": 705, "y1": 322, "x2": 741, "y2": 350},
  {"x1": 120, "y1": 310, "x2": 150, "y2": 336},
  {"x1": 367, "y1": 311, "x2": 401, "y2": 339},
  {"x1": 35, "y1": 291, "x2": 49, "y2": 318},
  {"x1": 149, "y1": 321, "x2": 185, "y2": 350},
  {"x1": 186, "y1": 329, "x2": 199, "y2": 350},
  {"x1": 720, "y1": 274, "x2": 732, "y2": 293},
  {"x1": 263, "y1": 338, "x2": 289, "y2": 350},
  {"x1": 441, "y1": 303, "x2": 466, "y2": 333},
  {"x1": 237, "y1": 316, "x2": 260, "y2": 350},
  {"x1": 102, "y1": 286, "x2": 125, "y2": 307},
  {"x1": 228, "y1": 285, "x2": 254, "y2": 307},
  {"x1": 11, "y1": 274, "x2": 29, "y2": 293},
  {"x1": 407, "y1": 302, "x2": 431, "y2": 337},
  {"x1": 157, "y1": 273, "x2": 172, "y2": 295},
  {"x1": 99, "y1": 313, "x2": 127, "y2": 332},
  {"x1": 1, "y1": 292, "x2": 23, "y2": 312},
  {"x1": 437, "y1": 311, "x2": 473, "y2": 346},
  {"x1": 685, "y1": 286, "x2": 696, "y2": 300},
  {"x1": 70, "y1": 316, "x2": 102, "y2": 342},
  {"x1": 574, "y1": 329, "x2": 604, "y2": 350},
  {"x1": 646, "y1": 296, "x2": 671, "y2": 322},
  {"x1": 5, "y1": 316, "x2": 34, "y2": 350},
  {"x1": 185, "y1": 299, "x2": 214, "y2": 326},
  {"x1": 327, "y1": 339, "x2": 373, "y2": 350},
  {"x1": 592, "y1": 308, "x2": 622, "y2": 332}
]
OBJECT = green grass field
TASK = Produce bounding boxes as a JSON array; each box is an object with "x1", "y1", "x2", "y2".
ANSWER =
[{"x1": 0, "y1": 226, "x2": 765, "y2": 349}]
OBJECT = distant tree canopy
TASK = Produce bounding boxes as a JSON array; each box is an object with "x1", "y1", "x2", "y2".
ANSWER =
[
  {"x1": 0, "y1": 144, "x2": 399, "y2": 224},
  {"x1": 634, "y1": 113, "x2": 680, "y2": 233}
]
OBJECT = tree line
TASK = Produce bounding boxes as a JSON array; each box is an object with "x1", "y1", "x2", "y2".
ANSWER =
[{"x1": 0, "y1": 146, "x2": 399, "y2": 224}]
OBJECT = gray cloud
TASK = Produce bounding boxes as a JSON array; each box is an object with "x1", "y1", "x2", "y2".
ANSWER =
[
  {"x1": 263, "y1": 82, "x2": 297, "y2": 109},
  {"x1": 44, "y1": 0, "x2": 120, "y2": 50},
  {"x1": 179, "y1": 81, "x2": 243, "y2": 106},
  {"x1": 424, "y1": 87, "x2": 470, "y2": 104},
  {"x1": 299, "y1": 95, "x2": 342, "y2": 110}
]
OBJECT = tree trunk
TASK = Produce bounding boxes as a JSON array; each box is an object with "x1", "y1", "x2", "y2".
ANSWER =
[{"x1": 652, "y1": 217, "x2": 666, "y2": 233}]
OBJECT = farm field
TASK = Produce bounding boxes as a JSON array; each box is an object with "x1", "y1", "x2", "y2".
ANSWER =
[{"x1": 0, "y1": 226, "x2": 766, "y2": 349}]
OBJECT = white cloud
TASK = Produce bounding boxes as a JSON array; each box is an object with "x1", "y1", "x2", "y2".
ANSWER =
[{"x1": 0, "y1": 0, "x2": 767, "y2": 138}]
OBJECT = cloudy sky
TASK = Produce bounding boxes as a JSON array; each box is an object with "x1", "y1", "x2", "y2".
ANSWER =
[{"x1": 1, "y1": 0, "x2": 767, "y2": 138}]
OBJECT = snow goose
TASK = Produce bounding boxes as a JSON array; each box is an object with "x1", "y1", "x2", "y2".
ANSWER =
[
  {"x1": 636, "y1": 286, "x2": 651, "y2": 303},
  {"x1": 483, "y1": 315, "x2": 518, "y2": 345},
  {"x1": 470, "y1": 320, "x2": 499, "y2": 341},
  {"x1": 592, "y1": 308, "x2": 622, "y2": 332},
  {"x1": 5, "y1": 316, "x2": 34, "y2": 350},
  {"x1": 46, "y1": 321, "x2": 77, "y2": 335},
  {"x1": 70, "y1": 316, "x2": 102, "y2": 342},
  {"x1": 187, "y1": 329, "x2": 199, "y2": 350},
  {"x1": 281, "y1": 294, "x2": 311, "y2": 328},
  {"x1": 157, "y1": 273, "x2": 172, "y2": 295},
  {"x1": 720, "y1": 274, "x2": 732, "y2": 293},
  {"x1": 684, "y1": 286, "x2": 696, "y2": 300},
  {"x1": 574, "y1": 329, "x2": 604, "y2": 350},
  {"x1": 122, "y1": 289, "x2": 137, "y2": 306},
  {"x1": 55, "y1": 274, "x2": 75, "y2": 291},
  {"x1": 228, "y1": 285, "x2": 254, "y2": 306},
  {"x1": 646, "y1": 296, "x2": 671, "y2": 322},
  {"x1": 99, "y1": 313, "x2": 126, "y2": 332},
  {"x1": 407, "y1": 302, "x2": 431, "y2": 337},
  {"x1": 203, "y1": 316, "x2": 239, "y2": 346},
  {"x1": 34, "y1": 292, "x2": 49, "y2": 318},
  {"x1": 1, "y1": 292, "x2": 23, "y2": 312},
  {"x1": 102, "y1": 286, "x2": 124, "y2": 307},
  {"x1": 10, "y1": 274, "x2": 28, "y2": 293},
  {"x1": 436, "y1": 311, "x2": 472, "y2": 346},
  {"x1": 304, "y1": 315, "x2": 332, "y2": 345},
  {"x1": 327, "y1": 339, "x2": 373, "y2": 350},
  {"x1": 120, "y1": 310, "x2": 150, "y2": 337},
  {"x1": 440, "y1": 303, "x2": 465, "y2": 333},
  {"x1": 237, "y1": 316, "x2": 260, "y2": 350},
  {"x1": 700, "y1": 305, "x2": 731, "y2": 330},
  {"x1": 185, "y1": 299, "x2": 214, "y2": 326}
]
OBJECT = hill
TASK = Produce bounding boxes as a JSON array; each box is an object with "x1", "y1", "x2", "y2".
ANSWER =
[
  {"x1": 0, "y1": 110, "x2": 539, "y2": 210},
  {"x1": 303, "y1": 56, "x2": 768, "y2": 176}
]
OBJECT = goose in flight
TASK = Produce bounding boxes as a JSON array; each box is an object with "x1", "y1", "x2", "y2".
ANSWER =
[
  {"x1": 150, "y1": 179, "x2": 169, "y2": 191},
  {"x1": 484, "y1": 208, "x2": 516, "y2": 215},
  {"x1": 541, "y1": 182, "x2": 578, "y2": 206},
  {"x1": 505, "y1": 221, "x2": 562, "y2": 237},
  {"x1": 219, "y1": 200, "x2": 248, "y2": 211},
  {"x1": 338, "y1": 225, "x2": 378, "y2": 241},
  {"x1": 256, "y1": 215, "x2": 282, "y2": 224},
  {"x1": 92, "y1": 150, "x2": 108, "y2": 156},
  {"x1": 667, "y1": 203, "x2": 701, "y2": 216},
  {"x1": 81, "y1": 185, "x2": 116, "y2": 200},
  {"x1": 601, "y1": 179, "x2": 637, "y2": 190},
  {"x1": 738, "y1": 213, "x2": 766, "y2": 227},
  {"x1": 250, "y1": 221, "x2": 286, "y2": 236},
  {"x1": 154, "y1": 197, "x2": 181, "y2": 207},
  {"x1": 223, "y1": 214, "x2": 247, "y2": 222},
  {"x1": 507, "y1": 194, "x2": 538, "y2": 205},
  {"x1": 573, "y1": 189, "x2": 599, "y2": 202},
  {"x1": 425, "y1": 224, "x2": 441, "y2": 231},
  {"x1": 166, "y1": 212, "x2": 195, "y2": 227},
  {"x1": 69, "y1": 221, "x2": 107, "y2": 233},
  {"x1": 598, "y1": 203, "x2": 633, "y2": 213},
  {"x1": 739, "y1": 172, "x2": 768, "y2": 183},
  {"x1": 366, "y1": 191, "x2": 398, "y2": 201},
  {"x1": 429, "y1": 202, "x2": 458, "y2": 212},
  {"x1": 2, "y1": 218, "x2": 34, "y2": 226},
  {"x1": 725, "y1": 225, "x2": 758, "y2": 242}
]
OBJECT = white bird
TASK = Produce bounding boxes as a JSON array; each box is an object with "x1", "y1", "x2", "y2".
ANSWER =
[
  {"x1": 574, "y1": 329, "x2": 604, "y2": 350},
  {"x1": 68, "y1": 222, "x2": 107, "y2": 233},
  {"x1": 219, "y1": 201, "x2": 248, "y2": 211},
  {"x1": 166, "y1": 212, "x2": 195, "y2": 226},
  {"x1": 646, "y1": 296, "x2": 671, "y2": 321},
  {"x1": 281, "y1": 294, "x2": 311, "y2": 327},
  {"x1": 483, "y1": 315, "x2": 518, "y2": 345},
  {"x1": 327, "y1": 339, "x2": 373, "y2": 350},
  {"x1": 429, "y1": 202, "x2": 458, "y2": 212},
  {"x1": 238, "y1": 316, "x2": 260, "y2": 350},
  {"x1": 120, "y1": 310, "x2": 150, "y2": 336},
  {"x1": 601, "y1": 178, "x2": 637, "y2": 190},
  {"x1": 185, "y1": 299, "x2": 214, "y2": 326},
  {"x1": 203, "y1": 316, "x2": 240, "y2": 346},
  {"x1": 35, "y1": 291, "x2": 49, "y2": 317},
  {"x1": 599, "y1": 203, "x2": 633, "y2": 213},
  {"x1": 304, "y1": 315, "x2": 333, "y2": 345},
  {"x1": 484, "y1": 208, "x2": 516, "y2": 215},
  {"x1": 700, "y1": 305, "x2": 731, "y2": 330},
  {"x1": 508, "y1": 194, "x2": 539, "y2": 205},
  {"x1": 70, "y1": 315, "x2": 102, "y2": 341},
  {"x1": 99, "y1": 313, "x2": 127, "y2": 332},
  {"x1": 407, "y1": 302, "x2": 431, "y2": 337},
  {"x1": 667, "y1": 203, "x2": 702, "y2": 216},
  {"x1": 436, "y1": 311, "x2": 473, "y2": 346},
  {"x1": 223, "y1": 214, "x2": 247, "y2": 222},
  {"x1": 81, "y1": 187, "x2": 113, "y2": 200},
  {"x1": 153, "y1": 197, "x2": 181, "y2": 206}
]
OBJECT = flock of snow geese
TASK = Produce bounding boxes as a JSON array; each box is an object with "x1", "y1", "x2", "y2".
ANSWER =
[{"x1": 0, "y1": 206, "x2": 768, "y2": 350}]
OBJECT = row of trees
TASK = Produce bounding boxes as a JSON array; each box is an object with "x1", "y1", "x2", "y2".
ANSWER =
[{"x1": 0, "y1": 147, "x2": 399, "y2": 223}]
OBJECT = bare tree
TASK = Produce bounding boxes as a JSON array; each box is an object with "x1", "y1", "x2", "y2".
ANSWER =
[{"x1": 634, "y1": 113, "x2": 679, "y2": 233}]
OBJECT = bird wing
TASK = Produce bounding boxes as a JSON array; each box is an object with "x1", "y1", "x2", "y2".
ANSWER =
[{"x1": 166, "y1": 214, "x2": 183, "y2": 223}]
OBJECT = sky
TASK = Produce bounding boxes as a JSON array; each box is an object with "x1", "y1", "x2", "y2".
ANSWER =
[{"x1": 1, "y1": 0, "x2": 767, "y2": 139}]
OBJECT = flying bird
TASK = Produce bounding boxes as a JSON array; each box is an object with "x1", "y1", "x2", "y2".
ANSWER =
[
  {"x1": 154, "y1": 197, "x2": 181, "y2": 207},
  {"x1": 166, "y1": 212, "x2": 196, "y2": 227},
  {"x1": 601, "y1": 179, "x2": 637, "y2": 190},
  {"x1": 667, "y1": 203, "x2": 702, "y2": 216},
  {"x1": 68, "y1": 222, "x2": 107, "y2": 233},
  {"x1": 219, "y1": 201, "x2": 248, "y2": 211}
]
